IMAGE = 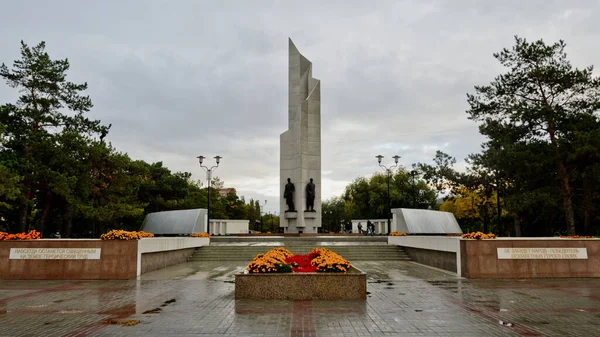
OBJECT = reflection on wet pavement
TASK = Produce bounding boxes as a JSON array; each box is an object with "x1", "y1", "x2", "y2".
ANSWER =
[
  {"x1": 2, "y1": 258, "x2": 600, "y2": 336},
  {"x1": 141, "y1": 260, "x2": 458, "y2": 282}
]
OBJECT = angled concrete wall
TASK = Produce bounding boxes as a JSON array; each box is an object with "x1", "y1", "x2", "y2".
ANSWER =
[{"x1": 391, "y1": 208, "x2": 462, "y2": 234}]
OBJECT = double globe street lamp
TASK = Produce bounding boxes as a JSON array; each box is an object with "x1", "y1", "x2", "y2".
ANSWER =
[
  {"x1": 376, "y1": 154, "x2": 400, "y2": 235},
  {"x1": 197, "y1": 155, "x2": 222, "y2": 234}
]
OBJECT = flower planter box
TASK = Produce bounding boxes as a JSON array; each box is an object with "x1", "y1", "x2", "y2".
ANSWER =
[{"x1": 234, "y1": 267, "x2": 367, "y2": 300}]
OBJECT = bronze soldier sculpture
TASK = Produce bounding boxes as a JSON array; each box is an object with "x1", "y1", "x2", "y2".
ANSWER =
[
  {"x1": 305, "y1": 178, "x2": 315, "y2": 211},
  {"x1": 284, "y1": 178, "x2": 295, "y2": 212}
]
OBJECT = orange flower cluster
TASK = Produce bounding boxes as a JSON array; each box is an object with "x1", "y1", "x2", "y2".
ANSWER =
[
  {"x1": 0, "y1": 230, "x2": 41, "y2": 240},
  {"x1": 447, "y1": 233, "x2": 462, "y2": 236},
  {"x1": 246, "y1": 247, "x2": 294, "y2": 273},
  {"x1": 190, "y1": 232, "x2": 210, "y2": 238},
  {"x1": 560, "y1": 235, "x2": 595, "y2": 239},
  {"x1": 310, "y1": 248, "x2": 351, "y2": 273},
  {"x1": 100, "y1": 230, "x2": 154, "y2": 240},
  {"x1": 390, "y1": 232, "x2": 407, "y2": 236},
  {"x1": 246, "y1": 247, "x2": 352, "y2": 273},
  {"x1": 461, "y1": 231, "x2": 497, "y2": 240}
]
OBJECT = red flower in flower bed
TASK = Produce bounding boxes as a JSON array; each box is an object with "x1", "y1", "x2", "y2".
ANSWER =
[{"x1": 285, "y1": 254, "x2": 318, "y2": 273}]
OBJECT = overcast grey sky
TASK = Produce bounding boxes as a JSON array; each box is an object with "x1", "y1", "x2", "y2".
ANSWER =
[{"x1": 1, "y1": 0, "x2": 599, "y2": 214}]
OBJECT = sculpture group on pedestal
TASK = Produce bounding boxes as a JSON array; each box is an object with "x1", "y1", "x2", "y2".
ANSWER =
[{"x1": 283, "y1": 177, "x2": 316, "y2": 212}]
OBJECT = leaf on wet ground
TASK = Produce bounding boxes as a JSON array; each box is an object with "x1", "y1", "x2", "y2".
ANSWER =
[
  {"x1": 104, "y1": 319, "x2": 140, "y2": 326},
  {"x1": 143, "y1": 308, "x2": 162, "y2": 314},
  {"x1": 121, "y1": 320, "x2": 140, "y2": 326}
]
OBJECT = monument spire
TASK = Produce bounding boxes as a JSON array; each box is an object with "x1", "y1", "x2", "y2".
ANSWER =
[
  {"x1": 280, "y1": 39, "x2": 322, "y2": 233},
  {"x1": 289, "y1": 37, "x2": 300, "y2": 55}
]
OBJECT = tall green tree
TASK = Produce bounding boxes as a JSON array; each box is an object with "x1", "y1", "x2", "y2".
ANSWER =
[
  {"x1": 466, "y1": 36, "x2": 600, "y2": 235},
  {"x1": 0, "y1": 41, "x2": 109, "y2": 232},
  {"x1": 322, "y1": 197, "x2": 345, "y2": 232},
  {"x1": 340, "y1": 169, "x2": 437, "y2": 220}
]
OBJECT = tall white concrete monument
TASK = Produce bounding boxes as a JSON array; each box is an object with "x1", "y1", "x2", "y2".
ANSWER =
[{"x1": 280, "y1": 39, "x2": 321, "y2": 233}]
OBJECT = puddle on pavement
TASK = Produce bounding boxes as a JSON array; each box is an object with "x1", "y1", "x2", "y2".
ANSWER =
[
  {"x1": 141, "y1": 261, "x2": 248, "y2": 281},
  {"x1": 142, "y1": 259, "x2": 461, "y2": 284}
]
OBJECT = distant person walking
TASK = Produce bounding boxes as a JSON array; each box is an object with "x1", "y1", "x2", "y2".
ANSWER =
[{"x1": 358, "y1": 222, "x2": 363, "y2": 234}]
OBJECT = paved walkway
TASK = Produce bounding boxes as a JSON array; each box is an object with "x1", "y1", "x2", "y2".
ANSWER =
[{"x1": 0, "y1": 260, "x2": 599, "y2": 336}]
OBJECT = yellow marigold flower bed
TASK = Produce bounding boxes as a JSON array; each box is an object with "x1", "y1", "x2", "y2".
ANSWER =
[
  {"x1": 560, "y1": 235, "x2": 594, "y2": 238},
  {"x1": 190, "y1": 232, "x2": 210, "y2": 238},
  {"x1": 0, "y1": 230, "x2": 41, "y2": 240},
  {"x1": 246, "y1": 247, "x2": 352, "y2": 273},
  {"x1": 310, "y1": 248, "x2": 351, "y2": 273},
  {"x1": 461, "y1": 231, "x2": 496, "y2": 240},
  {"x1": 100, "y1": 230, "x2": 154, "y2": 240},
  {"x1": 246, "y1": 247, "x2": 294, "y2": 273},
  {"x1": 390, "y1": 232, "x2": 407, "y2": 236}
]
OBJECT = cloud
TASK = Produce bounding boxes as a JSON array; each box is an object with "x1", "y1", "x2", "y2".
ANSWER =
[{"x1": 1, "y1": 0, "x2": 599, "y2": 214}]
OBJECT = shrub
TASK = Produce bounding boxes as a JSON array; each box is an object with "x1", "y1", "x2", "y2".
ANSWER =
[
  {"x1": 100, "y1": 230, "x2": 154, "y2": 240},
  {"x1": 0, "y1": 230, "x2": 41, "y2": 240},
  {"x1": 461, "y1": 231, "x2": 496, "y2": 240},
  {"x1": 190, "y1": 232, "x2": 210, "y2": 238}
]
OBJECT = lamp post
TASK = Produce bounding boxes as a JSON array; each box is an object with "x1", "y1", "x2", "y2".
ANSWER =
[
  {"x1": 197, "y1": 155, "x2": 221, "y2": 234},
  {"x1": 376, "y1": 155, "x2": 400, "y2": 235},
  {"x1": 411, "y1": 170, "x2": 417, "y2": 208},
  {"x1": 257, "y1": 200, "x2": 267, "y2": 232}
]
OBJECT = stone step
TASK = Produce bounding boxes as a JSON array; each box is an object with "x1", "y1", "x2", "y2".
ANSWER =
[
  {"x1": 194, "y1": 251, "x2": 407, "y2": 256},
  {"x1": 201, "y1": 246, "x2": 401, "y2": 250},
  {"x1": 206, "y1": 242, "x2": 394, "y2": 245},
  {"x1": 208, "y1": 236, "x2": 389, "y2": 243},
  {"x1": 197, "y1": 245, "x2": 405, "y2": 250},
  {"x1": 189, "y1": 257, "x2": 410, "y2": 262},
  {"x1": 190, "y1": 244, "x2": 411, "y2": 262},
  {"x1": 191, "y1": 252, "x2": 410, "y2": 258},
  {"x1": 190, "y1": 256, "x2": 410, "y2": 261}
]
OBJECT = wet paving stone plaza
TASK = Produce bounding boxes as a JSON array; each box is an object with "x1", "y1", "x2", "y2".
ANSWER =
[{"x1": 1, "y1": 260, "x2": 599, "y2": 337}]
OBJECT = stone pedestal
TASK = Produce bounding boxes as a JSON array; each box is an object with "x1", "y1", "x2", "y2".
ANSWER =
[
  {"x1": 280, "y1": 38, "x2": 321, "y2": 233},
  {"x1": 235, "y1": 268, "x2": 367, "y2": 300}
]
